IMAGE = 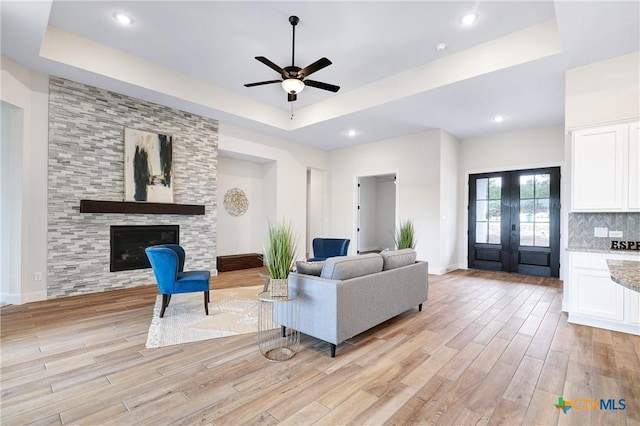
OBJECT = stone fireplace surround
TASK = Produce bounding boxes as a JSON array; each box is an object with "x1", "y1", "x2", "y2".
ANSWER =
[{"x1": 48, "y1": 77, "x2": 218, "y2": 298}]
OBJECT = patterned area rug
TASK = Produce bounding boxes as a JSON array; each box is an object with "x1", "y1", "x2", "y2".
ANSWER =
[{"x1": 146, "y1": 285, "x2": 262, "y2": 348}]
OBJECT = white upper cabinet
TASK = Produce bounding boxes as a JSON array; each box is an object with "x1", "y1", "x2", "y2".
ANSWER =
[
  {"x1": 629, "y1": 122, "x2": 640, "y2": 210},
  {"x1": 572, "y1": 122, "x2": 639, "y2": 211}
]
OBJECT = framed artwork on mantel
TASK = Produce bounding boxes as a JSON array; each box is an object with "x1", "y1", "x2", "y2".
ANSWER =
[{"x1": 124, "y1": 128, "x2": 174, "y2": 203}]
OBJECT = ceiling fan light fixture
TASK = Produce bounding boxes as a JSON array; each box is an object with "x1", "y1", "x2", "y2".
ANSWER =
[{"x1": 282, "y1": 78, "x2": 305, "y2": 94}]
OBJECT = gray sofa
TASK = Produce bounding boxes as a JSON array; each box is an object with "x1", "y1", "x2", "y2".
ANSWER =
[{"x1": 277, "y1": 249, "x2": 428, "y2": 357}]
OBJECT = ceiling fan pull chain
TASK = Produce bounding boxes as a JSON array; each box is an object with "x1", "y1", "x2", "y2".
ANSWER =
[{"x1": 290, "y1": 103, "x2": 294, "y2": 120}]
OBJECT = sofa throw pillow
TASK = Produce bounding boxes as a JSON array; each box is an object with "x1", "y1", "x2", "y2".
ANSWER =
[
  {"x1": 381, "y1": 248, "x2": 417, "y2": 271},
  {"x1": 295, "y1": 261, "x2": 324, "y2": 276},
  {"x1": 320, "y1": 253, "x2": 383, "y2": 280}
]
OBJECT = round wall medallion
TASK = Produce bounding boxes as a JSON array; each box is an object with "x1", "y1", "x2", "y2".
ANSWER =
[{"x1": 223, "y1": 188, "x2": 249, "y2": 216}]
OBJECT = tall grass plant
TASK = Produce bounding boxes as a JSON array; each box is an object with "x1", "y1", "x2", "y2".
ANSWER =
[
  {"x1": 395, "y1": 219, "x2": 416, "y2": 250},
  {"x1": 264, "y1": 219, "x2": 298, "y2": 279}
]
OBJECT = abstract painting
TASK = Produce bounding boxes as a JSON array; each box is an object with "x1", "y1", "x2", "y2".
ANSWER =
[{"x1": 124, "y1": 128, "x2": 173, "y2": 202}]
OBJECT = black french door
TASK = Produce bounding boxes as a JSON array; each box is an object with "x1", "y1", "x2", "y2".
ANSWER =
[{"x1": 468, "y1": 167, "x2": 560, "y2": 278}]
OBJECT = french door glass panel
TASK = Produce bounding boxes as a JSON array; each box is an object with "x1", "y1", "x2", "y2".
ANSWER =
[
  {"x1": 475, "y1": 177, "x2": 502, "y2": 244},
  {"x1": 519, "y1": 173, "x2": 551, "y2": 247},
  {"x1": 468, "y1": 167, "x2": 560, "y2": 277}
]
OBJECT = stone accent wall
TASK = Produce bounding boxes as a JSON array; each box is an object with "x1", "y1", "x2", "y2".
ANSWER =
[
  {"x1": 48, "y1": 77, "x2": 218, "y2": 298},
  {"x1": 568, "y1": 212, "x2": 640, "y2": 251}
]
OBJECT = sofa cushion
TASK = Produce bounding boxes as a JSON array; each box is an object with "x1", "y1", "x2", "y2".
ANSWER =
[
  {"x1": 295, "y1": 260, "x2": 324, "y2": 276},
  {"x1": 320, "y1": 253, "x2": 383, "y2": 280},
  {"x1": 381, "y1": 248, "x2": 417, "y2": 271}
]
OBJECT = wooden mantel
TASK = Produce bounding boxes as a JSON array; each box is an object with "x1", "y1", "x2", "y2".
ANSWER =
[{"x1": 79, "y1": 200, "x2": 205, "y2": 215}]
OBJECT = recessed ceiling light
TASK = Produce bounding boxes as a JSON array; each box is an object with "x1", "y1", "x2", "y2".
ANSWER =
[
  {"x1": 493, "y1": 115, "x2": 505, "y2": 123},
  {"x1": 435, "y1": 43, "x2": 447, "y2": 52},
  {"x1": 460, "y1": 13, "x2": 477, "y2": 26},
  {"x1": 347, "y1": 130, "x2": 358, "y2": 137},
  {"x1": 113, "y1": 12, "x2": 133, "y2": 25}
]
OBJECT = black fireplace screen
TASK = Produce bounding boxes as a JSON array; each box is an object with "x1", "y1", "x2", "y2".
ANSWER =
[{"x1": 110, "y1": 225, "x2": 179, "y2": 272}]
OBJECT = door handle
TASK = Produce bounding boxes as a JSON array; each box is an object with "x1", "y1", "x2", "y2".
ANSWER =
[{"x1": 512, "y1": 224, "x2": 516, "y2": 231}]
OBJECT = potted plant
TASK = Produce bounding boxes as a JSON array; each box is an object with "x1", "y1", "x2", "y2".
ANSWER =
[
  {"x1": 264, "y1": 219, "x2": 298, "y2": 297},
  {"x1": 395, "y1": 219, "x2": 416, "y2": 250}
]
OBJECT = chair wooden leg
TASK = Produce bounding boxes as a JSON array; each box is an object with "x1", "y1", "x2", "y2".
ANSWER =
[
  {"x1": 204, "y1": 291, "x2": 209, "y2": 315},
  {"x1": 160, "y1": 294, "x2": 171, "y2": 318}
]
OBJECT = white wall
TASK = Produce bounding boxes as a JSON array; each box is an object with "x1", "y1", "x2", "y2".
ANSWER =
[
  {"x1": 457, "y1": 124, "x2": 565, "y2": 270},
  {"x1": 376, "y1": 179, "x2": 396, "y2": 250},
  {"x1": 328, "y1": 130, "x2": 442, "y2": 271},
  {"x1": 439, "y1": 132, "x2": 460, "y2": 271},
  {"x1": 306, "y1": 168, "x2": 325, "y2": 257},
  {"x1": 358, "y1": 176, "x2": 377, "y2": 252},
  {"x1": 0, "y1": 57, "x2": 49, "y2": 304},
  {"x1": 218, "y1": 123, "x2": 327, "y2": 262},
  {"x1": 565, "y1": 51, "x2": 640, "y2": 130},
  {"x1": 217, "y1": 155, "x2": 269, "y2": 256},
  {"x1": 1, "y1": 102, "x2": 22, "y2": 302}
]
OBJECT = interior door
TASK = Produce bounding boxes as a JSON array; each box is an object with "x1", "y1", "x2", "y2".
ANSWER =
[{"x1": 468, "y1": 167, "x2": 560, "y2": 277}]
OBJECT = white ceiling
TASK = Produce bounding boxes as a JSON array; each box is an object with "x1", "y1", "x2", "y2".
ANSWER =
[{"x1": 2, "y1": 1, "x2": 639, "y2": 150}]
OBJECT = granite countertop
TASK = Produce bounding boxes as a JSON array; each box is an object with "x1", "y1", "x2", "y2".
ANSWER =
[
  {"x1": 567, "y1": 246, "x2": 640, "y2": 255},
  {"x1": 606, "y1": 259, "x2": 640, "y2": 292}
]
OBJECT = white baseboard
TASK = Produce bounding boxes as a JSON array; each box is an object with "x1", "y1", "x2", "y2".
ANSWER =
[
  {"x1": 568, "y1": 313, "x2": 639, "y2": 336},
  {"x1": 429, "y1": 263, "x2": 464, "y2": 275},
  {"x1": 1, "y1": 290, "x2": 47, "y2": 305},
  {"x1": 358, "y1": 247, "x2": 384, "y2": 253}
]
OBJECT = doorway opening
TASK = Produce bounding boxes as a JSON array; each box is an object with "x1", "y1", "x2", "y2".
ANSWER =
[
  {"x1": 357, "y1": 173, "x2": 397, "y2": 254},
  {"x1": 468, "y1": 167, "x2": 561, "y2": 277}
]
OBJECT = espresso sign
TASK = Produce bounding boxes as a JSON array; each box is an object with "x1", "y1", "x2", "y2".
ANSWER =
[{"x1": 610, "y1": 241, "x2": 640, "y2": 250}]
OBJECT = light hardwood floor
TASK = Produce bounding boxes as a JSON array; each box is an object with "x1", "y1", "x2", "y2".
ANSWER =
[{"x1": 1, "y1": 269, "x2": 638, "y2": 425}]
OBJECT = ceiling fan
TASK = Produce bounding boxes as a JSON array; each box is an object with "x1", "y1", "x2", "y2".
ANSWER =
[{"x1": 244, "y1": 15, "x2": 340, "y2": 102}]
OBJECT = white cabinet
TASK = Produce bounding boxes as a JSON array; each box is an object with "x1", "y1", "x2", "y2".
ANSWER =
[
  {"x1": 571, "y1": 122, "x2": 640, "y2": 212},
  {"x1": 568, "y1": 252, "x2": 640, "y2": 335},
  {"x1": 629, "y1": 122, "x2": 640, "y2": 210},
  {"x1": 570, "y1": 259, "x2": 624, "y2": 321},
  {"x1": 628, "y1": 287, "x2": 640, "y2": 326}
]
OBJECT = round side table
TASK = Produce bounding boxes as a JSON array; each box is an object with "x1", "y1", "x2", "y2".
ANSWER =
[{"x1": 257, "y1": 291, "x2": 300, "y2": 362}]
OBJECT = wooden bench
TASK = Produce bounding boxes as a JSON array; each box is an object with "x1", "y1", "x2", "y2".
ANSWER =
[{"x1": 216, "y1": 253, "x2": 263, "y2": 272}]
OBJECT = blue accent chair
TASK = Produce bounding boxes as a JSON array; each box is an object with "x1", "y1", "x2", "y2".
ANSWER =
[
  {"x1": 308, "y1": 238, "x2": 350, "y2": 262},
  {"x1": 145, "y1": 244, "x2": 210, "y2": 318}
]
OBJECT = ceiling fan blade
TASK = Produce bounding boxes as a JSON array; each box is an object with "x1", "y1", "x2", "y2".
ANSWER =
[
  {"x1": 255, "y1": 56, "x2": 286, "y2": 76},
  {"x1": 304, "y1": 79, "x2": 340, "y2": 93},
  {"x1": 288, "y1": 92, "x2": 297, "y2": 102},
  {"x1": 244, "y1": 80, "x2": 282, "y2": 88},
  {"x1": 299, "y1": 57, "x2": 332, "y2": 78}
]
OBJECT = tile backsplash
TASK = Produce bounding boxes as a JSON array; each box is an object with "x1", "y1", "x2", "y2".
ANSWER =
[{"x1": 568, "y1": 213, "x2": 640, "y2": 251}]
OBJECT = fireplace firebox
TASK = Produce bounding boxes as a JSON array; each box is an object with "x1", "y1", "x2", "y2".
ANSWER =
[{"x1": 110, "y1": 225, "x2": 179, "y2": 272}]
